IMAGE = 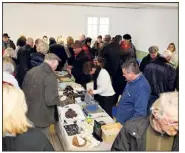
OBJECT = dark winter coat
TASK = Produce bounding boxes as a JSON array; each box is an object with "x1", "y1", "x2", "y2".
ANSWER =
[
  {"x1": 49, "y1": 44, "x2": 68, "y2": 71},
  {"x1": 100, "y1": 41, "x2": 126, "y2": 94},
  {"x1": 111, "y1": 117, "x2": 179, "y2": 151},
  {"x1": 3, "y1": 128, "x2": 54, "y2": 151},
  {"x1": 16, "y1": 45, "x2": 33, "y2": 87},
  {"x1": 71, "y1": 50, "x2": 90, "y2": 87},
  {"x1": 143, "y1": 56, "x2": 176, "y2": 96},
  {"x1": 140, "y1": 53, "x2": 160, "y2": 72},
  {"x1": 22, "y1": 62, "x2": 60, "y2": 127},
  {"x1": 30, "y1": 52, "x2": 45, "y2": 69}
]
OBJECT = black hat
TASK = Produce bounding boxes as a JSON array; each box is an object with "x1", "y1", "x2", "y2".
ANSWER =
[
  {"x1": 123, "y1": 34, "x2": 131, "y2": 40},
  {"x1": 84, "y1": 37, "x2": 92, "y2": 44},
  {"x1": 3, "y1": 33, "x2": 10, "y2": 38}
]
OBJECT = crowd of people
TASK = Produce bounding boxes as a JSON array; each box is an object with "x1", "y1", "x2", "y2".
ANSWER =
[{"x1": 3, "y1": 32, "x2": 179, "y2": 151}]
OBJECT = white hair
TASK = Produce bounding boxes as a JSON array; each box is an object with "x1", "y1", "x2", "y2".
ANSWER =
[
  {"x1": 3, "y1": 63, "x2": 14, "y2": 74},
  {"x1": 151, "y1": 92, "x2": 178, "y2": 122},
  {"x1": 161, "y1": 50, "x2": 173, "y2": 60},
  {"x1": 36, "y1": 41, "x2": 49, "y2": 54}
]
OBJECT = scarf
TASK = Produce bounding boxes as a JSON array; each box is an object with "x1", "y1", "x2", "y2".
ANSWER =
[{"x1": 92, "y1": 65, "x2": 102, "y2": 90}]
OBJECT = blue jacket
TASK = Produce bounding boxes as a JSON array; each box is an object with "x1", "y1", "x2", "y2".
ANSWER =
[{"x1": 116, "y1": 74, "x2": 151, "y2": 124}]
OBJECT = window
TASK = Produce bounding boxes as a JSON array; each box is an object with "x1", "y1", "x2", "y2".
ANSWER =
[
  {"x1": 87, "y1": 17, "x2": 98, "y2": 38},
  {"x1": 87, "y1": 17, "x2": 109, "y2": 38},
  {"x1": 99, "y1": 17, "x2": 109, "y2": 36}
]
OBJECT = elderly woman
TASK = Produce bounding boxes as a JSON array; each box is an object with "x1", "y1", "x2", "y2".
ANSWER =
[
  {"x1": 3, "y1": 57, "x2": 19, "y2": 88},
  {"x1": 3, "y1": 83, "x2": 54, "y2": 151},
  {"x1": 3, "y1": 48, "x2": 17, "y2": 64},
  {"x1": 112, "y1": 92, "x2": 178, "y2": 151},
  {"x1": 30, "y1": 41, "x2": 49, "y2": 68}
]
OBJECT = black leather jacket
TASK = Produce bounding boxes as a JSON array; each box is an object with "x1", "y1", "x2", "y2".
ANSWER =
[{"x1": 143, "y1": 57, "x2": 176, "y2": 95}]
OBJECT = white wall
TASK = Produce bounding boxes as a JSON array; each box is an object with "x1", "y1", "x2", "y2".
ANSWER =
[{"x1": 3, "y1": 3, "x2": 178, "y2": 53}]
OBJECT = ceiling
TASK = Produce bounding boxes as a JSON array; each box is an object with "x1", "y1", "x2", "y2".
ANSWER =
[{"x1": 51, "y1": 3, "x2": 178, "y2": 9}]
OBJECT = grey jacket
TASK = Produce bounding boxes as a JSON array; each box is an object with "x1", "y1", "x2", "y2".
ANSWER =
[
  {"x1": 111, "y1": 117, "x2": 179, "y2": 151},
  {"x1": 22, "y1": 62, "x2": 60, "y2": 127}
]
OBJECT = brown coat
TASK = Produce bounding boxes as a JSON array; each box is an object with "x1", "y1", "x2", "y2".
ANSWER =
[{"x1": 22, "y1": 62, "x2": 60, "y2": 127}]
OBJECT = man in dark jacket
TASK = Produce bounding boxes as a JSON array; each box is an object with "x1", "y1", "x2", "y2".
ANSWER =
[
  {"x1": 143, "y1": 50, "x2": 176, "y2": 113},
  {"x1": 67, "y1": 40, "x2": 90, "y2": 88},
  {"x1": 16, "y1": 38, "x2": 34, "y2": 88},
  {"x1": 2, "y1": 33, "x2": 16, "y2": 50},
  {"x1": 100, "y1": 35, "x2": 127, "y2": 105},
  {"x1": 117, "y1": 59, "x2": 151, "y2": 124},
  {"x1": 140, "y1": 46, "x2": 160, "y2": 72},
  {"x1": 112, "y1": 92, "x2": 179, "y2": 151},
  {"x1": 22, "y1": 53, "x2": 68, "y2": 138},
  {"x1": 120, "y1": 34, "x2": 136, "y2": 63},
  {"x1": 49, "y1": 42, "x2": 69, "y2": 71}
]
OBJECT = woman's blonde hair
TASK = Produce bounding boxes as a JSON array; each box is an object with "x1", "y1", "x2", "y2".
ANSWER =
[
  {"x1": 57, "y1": 36, "x2": 65, "y2": 45},
  {"x1": 3, "y1": 83, "x2": 32, "y2": 135},
  {"x1": 3, "y1": 48, "x2": 16, "y2": 58},
  {"x1": 67, "y1": 36, "x2": 74, "y2": 48}
]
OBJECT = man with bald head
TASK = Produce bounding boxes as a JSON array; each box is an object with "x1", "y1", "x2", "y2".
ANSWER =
[{"x1": 16, "y1": 37, "x2": 35, "y2": 88}]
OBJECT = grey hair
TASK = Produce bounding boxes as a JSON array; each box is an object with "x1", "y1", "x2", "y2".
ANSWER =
[
  {"x1": 151, "y1": 92, "x2": 178, "y2": 121},
  {"x1": 3, "y1": 63, "x2": 14, "y2": 74},
  {"x1": 148, "y1": 46, "x2": 159, "y2": 53},
  {"x1": 161, "y1": 50, "x2": 173, "y2": 59},
  {"x1": 44, "y1": 53, "x2": 61, "y2": 62},
  {"x1": 36, "y1": 41, "x2": 49, "y2": 54},
  {"x1": 121, "y1": 59, "x2": 140, "y2": 74}
]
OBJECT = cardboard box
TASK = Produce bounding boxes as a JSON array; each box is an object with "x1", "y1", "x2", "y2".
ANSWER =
[{"x1": 101, "y1": 123, "x2": 122, "y2": 143}]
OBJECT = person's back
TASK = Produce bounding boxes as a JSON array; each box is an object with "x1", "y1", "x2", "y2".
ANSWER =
[
  {"x1": 16, "y1": 45, "x2": 32, "y2": 87},
  {"x1": 22, "y1": 62, "x2": 59, "y2": 127},
  {"x1": 3, "y1": 128, "x2": 54, "y2": 151},
  {"x1": 100, "y1": 41, "x2": 121, "y2": 77},
  {"x1": 144, "y1": 56, "x2": 176, "y2": 95},
  {"x1": 49, "y1": 43, "x2": 68, "y2": 70}
]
